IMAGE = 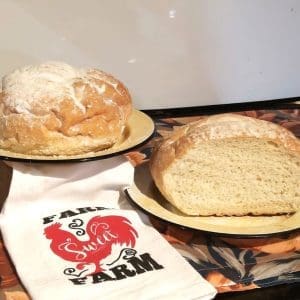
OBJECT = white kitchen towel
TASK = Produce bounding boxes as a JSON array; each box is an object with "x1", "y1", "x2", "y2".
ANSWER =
[
  {"x1": 2, "y1": 156, "x2": 134, "y2": 213},
  {"x1": 0, "y1": 157, "x2": 216, "y2": 300}
]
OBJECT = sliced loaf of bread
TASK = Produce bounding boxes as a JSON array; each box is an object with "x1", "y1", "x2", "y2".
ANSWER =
[{"x1": 149, "y1": 114, "x2": 300, "y2": 216}]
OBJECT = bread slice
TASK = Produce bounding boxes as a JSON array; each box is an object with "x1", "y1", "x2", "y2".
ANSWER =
[{"x1": 149, "y1": 114, "x2": 300, "y2": 216}]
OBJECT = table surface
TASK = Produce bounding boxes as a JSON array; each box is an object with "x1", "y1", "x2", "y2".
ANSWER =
[
  {"x1": 216, "y1": 283, "x2": 300, "y2": 300},
  {"x1": 0, "y1": 99, "x2": 299, "y2": 300}
]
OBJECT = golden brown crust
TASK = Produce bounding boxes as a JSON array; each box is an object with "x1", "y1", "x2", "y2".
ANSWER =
[
  {"x1": 149, "y1": 124, "x2": 193, "y2": 196},
  {"x1": 0, "y1": 63, "x2": 132, "y2": 156},
  {"x1": 149, "y1": 113, "x2": 300, "y2": 210}
]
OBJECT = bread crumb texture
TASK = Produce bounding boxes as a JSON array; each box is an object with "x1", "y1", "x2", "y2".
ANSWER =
[{"x1": 150, "y1": 114, "x2": 300, "y2": 216}]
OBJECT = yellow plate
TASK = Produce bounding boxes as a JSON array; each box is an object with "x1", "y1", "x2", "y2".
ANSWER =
[
  {"x1": 125, "y1": 163, "x2": 300, "y2": 237},
  {"x1": 0, "y1": 110, "x2": 155, "y2": 163}
]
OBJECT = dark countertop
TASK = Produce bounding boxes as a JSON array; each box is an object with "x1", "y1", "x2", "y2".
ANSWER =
[{"x1": 215, "y1": 282, "x2": 300, "y2": 300}]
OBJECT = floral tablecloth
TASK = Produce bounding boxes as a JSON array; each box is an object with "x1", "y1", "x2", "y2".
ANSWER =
[{"x1": 0, "y1": 108, "x2": 299, "y2": 299}]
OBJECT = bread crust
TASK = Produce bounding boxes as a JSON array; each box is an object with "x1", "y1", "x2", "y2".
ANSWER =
[
  {"x1": 0, "y1": 62, "x2": 132, "y2": 155},
  {"x1": 149, "y1": 114, "x2": 300, "y2": 215}
]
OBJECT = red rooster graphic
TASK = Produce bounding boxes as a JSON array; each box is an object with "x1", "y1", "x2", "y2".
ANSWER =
[{"x1": 44, "y1": 215, "x2": 138, "y2": 274}]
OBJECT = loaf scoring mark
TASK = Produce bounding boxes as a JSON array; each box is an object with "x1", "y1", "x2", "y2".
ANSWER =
[{"x1": 1, "y1": 62, "x2": 119, "y2": 115}]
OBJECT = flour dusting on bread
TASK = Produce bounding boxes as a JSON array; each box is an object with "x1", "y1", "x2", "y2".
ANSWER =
[{"x1": 0, "y1": 62, "x2": 132, "y2": 156}]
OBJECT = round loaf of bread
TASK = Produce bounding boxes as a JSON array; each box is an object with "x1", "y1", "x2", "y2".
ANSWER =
[
  {"x1": 0, "y1": 62, "x2": 132, "y2": 156},
  {"x1": 149, "y1": 113, "x2": 300, "y2": 216}
]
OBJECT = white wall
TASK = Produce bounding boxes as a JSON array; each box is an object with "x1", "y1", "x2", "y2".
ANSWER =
[{"x1": 1, "y1": 0, "x2": 300, "y2": 109}]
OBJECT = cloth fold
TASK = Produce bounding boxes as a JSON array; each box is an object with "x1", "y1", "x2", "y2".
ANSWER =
[
  {"x1": 3, "y1": 156, "x2": 133, "y2": 213},
  {"x1": 0, "y1": 157, "x2": 216, "y2": 300}
]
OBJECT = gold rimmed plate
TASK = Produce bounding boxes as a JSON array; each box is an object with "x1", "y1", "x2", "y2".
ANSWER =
[
  {"x1": 125, "y1": 163, "x2": 300, "y2": 237},
  {"x1": 0, "y1": 110, "x2": 155, "y2": 163}
]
